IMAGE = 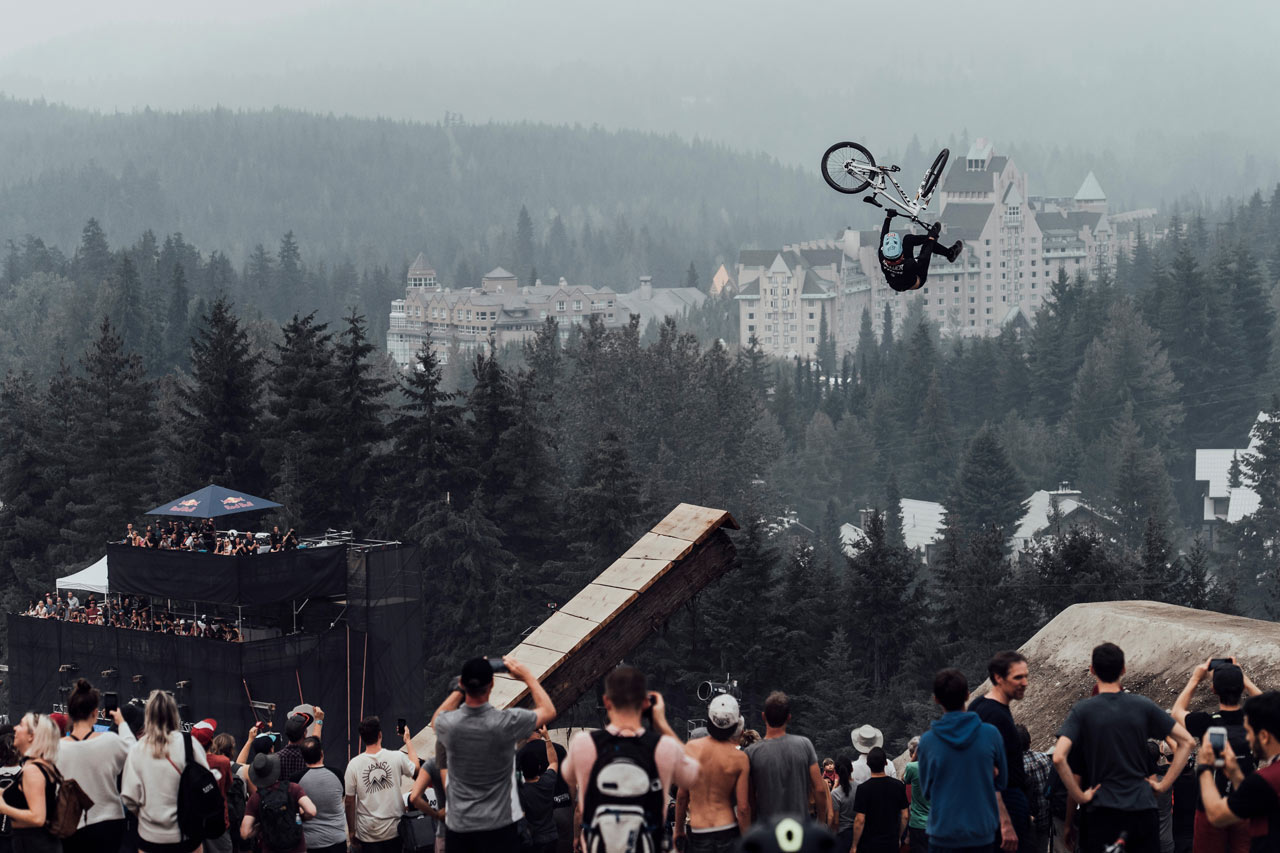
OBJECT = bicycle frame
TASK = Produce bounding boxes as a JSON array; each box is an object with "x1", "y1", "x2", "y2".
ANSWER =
[{"x1": 845, "y1": 160, "x2": 935, "y2": 226}]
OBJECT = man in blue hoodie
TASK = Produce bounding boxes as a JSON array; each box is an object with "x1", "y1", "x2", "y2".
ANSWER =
[{"x1": 919, "y1": 668, "x2": 1009, "y2": 853}]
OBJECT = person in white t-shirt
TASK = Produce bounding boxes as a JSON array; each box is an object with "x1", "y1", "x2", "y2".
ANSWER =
[{"x1": 343, "y1": 716, "x2": 419, "y2": 853}]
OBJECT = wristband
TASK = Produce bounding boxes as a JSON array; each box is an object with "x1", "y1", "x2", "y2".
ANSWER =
[{"x1": 1196, "y1": 764, "x2": 1216, "y2": 775}]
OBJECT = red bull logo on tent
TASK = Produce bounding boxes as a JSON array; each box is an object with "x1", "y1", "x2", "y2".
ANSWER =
[
  {"x1": 221, "y1": 496, "x2": 254, "y2": 511},
  {"x1": 168, "y1": 499, "x2": 202, "y2": 513}
]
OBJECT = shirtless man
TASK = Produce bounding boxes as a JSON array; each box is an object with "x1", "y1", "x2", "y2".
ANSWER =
[{"x1": 674, "y1": 695, "x2": 751, "y2": 853}]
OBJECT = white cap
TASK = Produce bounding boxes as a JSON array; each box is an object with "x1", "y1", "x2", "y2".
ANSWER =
[{"x1": 708, "y1": 694, "x2": 742, "y2": 733}]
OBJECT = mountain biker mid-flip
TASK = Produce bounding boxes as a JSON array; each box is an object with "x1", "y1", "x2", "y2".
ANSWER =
[{"x1": 879, "y1": 209, "x2": 963, "y2": 292}]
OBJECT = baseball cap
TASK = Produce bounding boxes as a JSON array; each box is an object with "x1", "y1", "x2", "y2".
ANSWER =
[
  {"x1": 1213, "y1": 664, "x2": 1245, "y2": 694},
  {"x1": 191, "y1": 718, "x2": 217, "y2": 748},
  {"x1": 708, "y1": 694, "x2": 743, "y2": 739},
  {"x1": 461, "y1": 657, "x2": 495, "y2": 690},
  {"x1": 284, "y1": 714, "x2": 311, "y2": 742}
]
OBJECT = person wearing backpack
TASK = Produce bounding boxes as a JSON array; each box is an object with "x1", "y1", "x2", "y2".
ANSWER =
[
  {"x1": 192, "y1": 725, "x2": 234, "y2": 853},
  {"x1": 56, "y1": 679, "x2": 135, "y2": 853},
  {"x1": 0, "y1": 713, "x2": 65, "y2": 852},
  {"x1": 240, "y1": 754, "x2": 315, "y2": 853},
  {"x1": 1173, "y1": 659, "x2": 1264, "y2": 853},
  {"x1": 562, "y1": 666, "x2": 699, "y2": 853},
  {"x1": 121, "y1": 690, "x2": 212, "y2": 853}
]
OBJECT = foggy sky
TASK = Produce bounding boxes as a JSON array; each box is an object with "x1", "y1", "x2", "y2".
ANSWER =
[{"x1": 3, "y1": 0, "x2": 1279, "y2": 195}]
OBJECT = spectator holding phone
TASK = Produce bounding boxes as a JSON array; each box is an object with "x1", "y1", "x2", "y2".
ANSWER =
[
  {"x1": 57, "y1": 679, "x2": 136, "y2": 853},
  {"x1": 343, "y1": 717, "x2": 419, "y2": 853},
  {"x1": 1197, "y1": 691, "x2": 1280, "y2": 853},
  {"x1": 1173, "y1": 657, "x2": 1264, "y2": 853},
  {"x1": 433, "y1": 656, "x2": 556, "y2": 852}
]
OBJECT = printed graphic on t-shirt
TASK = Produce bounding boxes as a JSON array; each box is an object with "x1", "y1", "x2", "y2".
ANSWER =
[{"x1": 361, "y1": 758, "x2": 397, "y2": 793}]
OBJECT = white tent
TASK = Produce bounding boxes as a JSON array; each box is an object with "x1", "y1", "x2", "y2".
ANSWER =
[{"x1": 56, "y1": 556, "x2": 109, "y2": 595}]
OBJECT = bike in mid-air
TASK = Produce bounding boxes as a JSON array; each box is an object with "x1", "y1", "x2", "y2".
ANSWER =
[
  {"x1": 820, "y1": 140, "x2": 962, "y2": 293},
  {"x1": 820, "y1": 140, "x2": 949, "y2": 227}
]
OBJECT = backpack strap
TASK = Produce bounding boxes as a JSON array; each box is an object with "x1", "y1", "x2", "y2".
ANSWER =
[{"x1": 182, "y1": 731, "x2": 194, "y2": 765}]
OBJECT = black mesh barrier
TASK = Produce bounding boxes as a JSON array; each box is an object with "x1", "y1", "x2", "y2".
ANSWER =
[
  {"x1": 8, "y1": 544, "x2": 423, "y2": 760},
  {"x1": 107, "y1": 544, "x2": 348, "y2": 606}
]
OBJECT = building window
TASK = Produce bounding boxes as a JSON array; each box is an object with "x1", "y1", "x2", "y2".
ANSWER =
[
  {"x1": 748, "y1": 312, "x2": 755, "y2": 320},
  {"x1": 808, "y1": 337, "x2": 816, "y2": 344},
  {"x1": 808, "y1": 312, "x2": 815, "y2": 320},
  {"x1": 556, "y1": 301, "x2": 566, "y2": 311},
  {"x1": 748, "y1": 324, "x2": 756, "y2": 332},
  {"x1": 573, "y1": 300, "x2": 582, "y2": 311}
]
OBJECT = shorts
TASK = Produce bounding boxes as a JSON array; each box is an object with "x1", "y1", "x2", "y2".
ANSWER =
[{"x1": 687, "y1": 827, "x2": 740, "y2": 853}]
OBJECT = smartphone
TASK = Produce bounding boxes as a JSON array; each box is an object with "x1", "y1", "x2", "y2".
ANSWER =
[
  {"x1": 397, "y1": 718, "x2": 407, "y2": 736},
  {"x1": 1207, "y1": 725, "x2": 1228, "y2": 768},
  {"x1": 1209, "y1": 658, "x2": 1233, "y2": 671},
  {"x1": 488, "y1": 657, "x2": 508, "y2": 674},
  {"x1": 103, "y1": 692, "x2": 119, "y2": 713}
]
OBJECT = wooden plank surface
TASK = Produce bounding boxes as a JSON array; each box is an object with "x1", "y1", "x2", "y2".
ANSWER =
[
  {"x1": 620, "y1": 532, "x2": 693, "y2": 563},
  {"x1": 522, "y1": 611, "x2": 597, "y2": 655},
  {"x1": 506, "y1": 643, "x2": 567, "y2": 678},
  {"x1": 651, "y1": 503, "x2": 740, "y2": 543},
  {"x1": 489, "y1": 675, "x2": 528, "y2": 708},
  {"x1": 560, "y1": 583, "x2": 638, "y2": 624},
  {"x1": 593, "y1": 557, "x2": 672, "y2": 593}
]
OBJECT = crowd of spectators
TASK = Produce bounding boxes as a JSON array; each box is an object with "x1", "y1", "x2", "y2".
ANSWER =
[
  {"x1": 21, "y1": 592, "x2": 243, "y2": 642},
  {"x1": 4, "y1": 645, "x2": 1279, "y2": 853},
  {"x1": 122, "y1": 520, "x2": 299, "y2": 555}
]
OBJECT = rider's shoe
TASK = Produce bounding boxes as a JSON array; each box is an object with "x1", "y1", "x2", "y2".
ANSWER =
[
  {"x1": 928, "y1": 221, "x2": 942, "y2": 238},
  {"x1": 945, "y1": 241, "x2": 963, "y2": 263}
]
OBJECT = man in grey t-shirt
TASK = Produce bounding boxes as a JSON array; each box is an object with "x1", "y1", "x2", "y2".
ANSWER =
[
  {"x1": 433, "y1": 655, "x2": 556, "y2": 850},
  {"x1": 745, "y1": 691, "x2": 829, "y2": 825},
  {"x1": 297, "y1": 737, "x2": 348, "y2": 853}
]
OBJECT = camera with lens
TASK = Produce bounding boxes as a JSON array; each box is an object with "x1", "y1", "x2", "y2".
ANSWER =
[{"x1": 697, "y1": 674, "x2": 741, "y2": 702}]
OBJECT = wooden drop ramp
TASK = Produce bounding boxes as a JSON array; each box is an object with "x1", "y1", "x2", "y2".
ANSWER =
[{"x1": 411, "y1": 502, "x2": 738, "y2": 748}]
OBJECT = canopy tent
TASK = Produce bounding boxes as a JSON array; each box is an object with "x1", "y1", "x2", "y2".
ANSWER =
[
  {"x1": 146, "y1": 484, "x2": 281, "y2": 519},
  {"x1": 56, "y1": 556, "x2": 109, "y2": 595}
]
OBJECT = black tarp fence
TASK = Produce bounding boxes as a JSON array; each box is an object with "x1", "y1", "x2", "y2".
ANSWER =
[
  {"x1": 107, "y1": 543, "x2": 348, "y2": 606},
  {"x1": 7, "y1": 617, "x2": 367, "y2": 761},
  {"x1": 9, "y1": 544, "x2": 425, "y2": 763}
]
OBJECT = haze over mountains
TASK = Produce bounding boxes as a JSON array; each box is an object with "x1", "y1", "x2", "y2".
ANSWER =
[{"x1": 2, "y1": 0, "x2": 1278, "y2": 211}]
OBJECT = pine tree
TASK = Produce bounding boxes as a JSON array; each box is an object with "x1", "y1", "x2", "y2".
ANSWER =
[
  {"x1": 174, "y1": 296, "x2": 266, "y2": 494},
  {"x1": 382, "y1": 337, "x2": 472, "y2": 535},
  {"x1": 516, "y1": 205, "x2": 536, "y2": 279},
  {"x1": 855, "y1": 308, "x2": 880, "y2": 391},
  {"x1": 685, "y1": 261, "x2": 700, "y2": 292},
  {"x1": 1227, "y1": 398, "x2": 1280, "y2": 616},
  {"x1": 1230, "y1": 245, "x2": 1274, "y2": 380},
  {"x1": 75, "y1": 218, "x2": 113, "y2": 288},
  {"x1": 488, "y1": 371, "x2": 563, "y2": 564},
  {"x1": 333, "y1": 308, "x2": 394, "y2": 532},
  {"x1": 264, "y1": 313, "x2": 344, "y2": 529},
  {"x1": 0, "y1": 372, "x2": 58, "y2": 595},
  {"x1": 468, "y1": 346, "x2": 519, "y2": 501},
  {"x1": 564, "y1": 431, "x2": 648, "y2": 571},
  {"x1": 1106, "y1": 407, "x2": 1177, "y2": 551},
  {"x1": 913, "y1": 370, "x2": 957, "y2": 500},
  {"x1": 737, "y1": 335, "x2": 771, "y2": 402},
  {"x1": 276, "y1": 232, "x2": 304, "y2": 316},
  {"x1": 845, "y1": 511, "x2": 924, "y2": 696},
  {"x1": 817, "y1": 306, "x2": 837, "y2": 380},
  {"x1": 883, "y1": 473, "x2": 905, "y2": 549},
  {"x1": 63, "y1": 319, "x2": 158, "y2": 555},
  {"x1": 164, "y1": 262, "x2": 190, "y2": 370},
  {"x1": 946, "y1": 427, "x2": 1028, "y2": 545}
]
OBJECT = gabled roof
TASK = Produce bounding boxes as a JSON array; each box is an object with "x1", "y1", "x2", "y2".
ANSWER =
[
  {"x1": 1075, "y1": 171, "x2": 1106, "y2": 202},
  {"x1": 798, "y1": 248, "x2": 847, "y2": 268},
  {"x1": 1015, "y1": 490, "x2": 1095, "y2": 541},
  {"x1": 483, "y1": 266, "x2": 516, "y2": 280},
  {"x1": 800, "y1": 271, "x2": 830, "y2": 295},
  {"x1": 735, "y1": 279, "x2": 760, "y2": 298},
  {"x1": 409, "y1": 252, "x2": 435, "y2": 275},
  {"x1": 943, "y1": 163, "x2": 997, "y2": 193},
  {"x1": 941, "y1": 203, "x2": 995, "y2": 241},
  {"x1": 738, "y1": 250, "x2": 780, "y2": 268},
  {"x1": 1002, "y1": 183, "x2": 1024, "y2": 206}
]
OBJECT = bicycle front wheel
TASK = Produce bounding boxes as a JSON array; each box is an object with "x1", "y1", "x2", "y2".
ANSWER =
[
  {"x1": 919, "y1": 147, "x2": 950, "y2": 199},
  {"x1": 821, "y1": 141, "x2": 876, "y2": 194}
]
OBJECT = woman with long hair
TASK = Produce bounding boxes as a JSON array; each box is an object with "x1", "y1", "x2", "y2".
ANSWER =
[
  {"x1": 56, "y1": 679, "x2": 135, "y2": 853},
  {"x1": 829, "y1": 752, "x2": 858, "y2": 852},
  {"x1": 0, "y1": 713, "x2": 64, "y2": 852},
  {"x1": 121, "y1": 691, "x2": 210, "y2": 853}
]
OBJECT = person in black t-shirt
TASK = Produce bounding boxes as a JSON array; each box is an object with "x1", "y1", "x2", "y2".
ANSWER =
[
  {"x1": 1053, "y1": 643, "x2": 1195, "y2": 853},
  {"x1": 972, "y1": 650, "x2": 1030, "y2": 853},
  {"x1": 854, "y1": 747, "x2": 909, "y2": 853},
  {"x1": 1174, "y1": 658, "x2": 1265, "y2": 853},
  {"x1": 1198, "y1": 691, "x2": 1280, "y2": 853},
  {"x1": 517, "y1": 728, "x2": 560, "y2": 853}
]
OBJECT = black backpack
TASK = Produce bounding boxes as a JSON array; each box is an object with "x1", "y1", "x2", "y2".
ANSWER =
[
  {"x1": 226, "y1": 762, "x2": 249, "y2": 850},
  {"x1": 1209, "y1": 711, "x2": 1254, "y2": 790},
  {"x1": 582, "y1": 729, "x2": 664, "y2": 853},
  {"x1": 176, "y1": 732, "x2": 226, "y2": 841},
  {"x1": 257, "y1": 781, "x2": 303, "y2": 851}
]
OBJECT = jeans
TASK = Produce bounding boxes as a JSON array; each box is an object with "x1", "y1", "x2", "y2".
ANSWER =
[
  {"x1": 64, "y1": 819, "x2": 127, "y2": 853},
  {"x1": 688, "y1": 827, "x2": 740, "y2": 853},
  {"x1": 910, "y1": 826, "x2": 930, "y2": 853},
  {"x1": 1081, "y1": 808, "x2": 1159, "y2": 853},
  {"x1": 1002, "y1": 789, "x2": 1034, "y2": 853},
  {"x1": 446, "y1": 824, "x2": 521, "y2": 853}
]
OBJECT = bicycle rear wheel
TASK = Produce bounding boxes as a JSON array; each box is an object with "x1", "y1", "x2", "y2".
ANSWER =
[
  {"x1": 821, "y1": 141, "x2": 876, "y2": 194},
  {"x1": 919, "y1": 147, "x2": 950, "y2": 199}
]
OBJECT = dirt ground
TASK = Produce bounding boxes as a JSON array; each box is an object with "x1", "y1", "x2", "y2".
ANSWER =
[{"x1": 996, "y1": 600, "x2": 1280, "y2": 750}]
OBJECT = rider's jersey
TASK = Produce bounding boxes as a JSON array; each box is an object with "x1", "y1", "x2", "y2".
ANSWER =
[{"x1": 879, "y1": 251, "x2": 917, "y2": 291}]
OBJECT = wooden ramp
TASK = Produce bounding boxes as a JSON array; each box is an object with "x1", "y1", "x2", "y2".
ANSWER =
[{"x1": 412, "y1": 503, "x2": 738, "y2": 749}]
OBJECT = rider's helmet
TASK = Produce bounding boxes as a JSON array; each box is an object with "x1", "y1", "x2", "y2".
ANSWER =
[{"x1": 882, "y1": 231, "x2": 903, "y2": 260}]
